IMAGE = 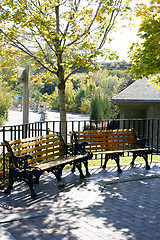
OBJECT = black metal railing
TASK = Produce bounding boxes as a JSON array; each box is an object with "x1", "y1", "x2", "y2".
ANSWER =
[
  {"x1": 1, "y1": 118, "x2": 160, "y2": 149},
  {"x1": 0, "y1": 118, "x2": 160, "y2": 179}
]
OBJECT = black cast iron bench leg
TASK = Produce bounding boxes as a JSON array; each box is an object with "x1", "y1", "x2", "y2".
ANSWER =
[
  {"x1": 4, "y1": 169, "x2": 38, "y2": 199},
  {"x1": 102, "y1": 154, "x2": 122, "y2": 173},
  {"x1": 24, "y1": 171, "x2": 38, "y2": 199},
  {"x1": 75, "y1": 161, "x2": 85, "y2": 178},
  {"x1": 83, "y1": 160, "x2": 90, "y2": 177},
  {"x1": 51, "y1": 166, "x2": 65, "y2": 188},
  {"x1": 4, "y1": 169, "x2": 15, "y2": 195},
  {"x1": 102, "y1": 155, "x2": 108, "y2": 169},
  {"x1": 130, "y1": 151, "x2": 150, "y2": 170},
  {"x1": 114, "y1": 155, "x2": 122, "y2": 173}
]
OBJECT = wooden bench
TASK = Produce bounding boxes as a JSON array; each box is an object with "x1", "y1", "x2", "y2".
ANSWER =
[
  {"x1": 2, "y1": 132, "x2": 92, "y2": 199},
  {"x1": 70, "y1": 129, "x2": 153, "y2": 173}
]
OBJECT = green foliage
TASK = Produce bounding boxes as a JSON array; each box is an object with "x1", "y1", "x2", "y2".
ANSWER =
[
  {"x1": 90, "y1": 93, "x2": 100, "y2": 120},
  {"x1": 40, "y1": 82, "x2": 56, "y2": 95},
  {"x1": 0, "y1": 83, "x2": 12, "y2": 125},
  {"x1": 43, "y1": 67, "x2": 124, "y2": 118},
  {"x1": 43, "y1": 87, "x2": 59, "y2": 111},
  {"x1": 101, "y1": 61, "x2": 131, "y2": 71},
  {"x1": 65, "y1": 80, "x2": 75, "y2": 112},
  {"x1": 92, "y1": 69, "x2": 124, "y2": 96},
  {"x1": 128, "y1": 0, "x2": 160, "y2": 86},
  {"x1": 90, "y1": 92, "x2": 111, "y2": 120},
  {"x1": 73, "y1": 80, "x2": 96, "y2": 113},
  {"x1": 29, "y1": 83, "x2": 43, "y2": 104}
]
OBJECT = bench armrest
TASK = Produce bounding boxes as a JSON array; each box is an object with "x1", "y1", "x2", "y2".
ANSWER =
[
  {"x1": 68, "y1": 141, "x2": 88, "y2": 155},
  {"x1": 70, "y1": 131, "x2": 89, "y2": 155},
  {"x1": 74, "y1": 141, "x2": 88, "y2": 155},
  {"x1": 15, "y1": 154, "x2": 33, "y2": 169},
  {"x1": 3, "y1": 140, "x2": 33, "y2": 169},
  {"x1": 137, "y1": 138, "x2": 149, "y2": 148},
  {"x1": 132, "y1": 128, "x2": 150, "y2": 148}
]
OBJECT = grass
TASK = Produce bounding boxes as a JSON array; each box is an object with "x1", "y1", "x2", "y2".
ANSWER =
[
  {"x1": 64, "y1": 153, "x2": 159, "y2": 170},
  {"x1": 88, "y1": 154, "x2": 160, "y2": 168}
]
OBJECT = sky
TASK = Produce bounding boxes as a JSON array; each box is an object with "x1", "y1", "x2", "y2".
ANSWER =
[
  {"x1": 105, "y1": 0, "x2": 150, "y2": 62},
  {"x1": 108, "y1": 23, "x2": 140, "y2": 62}
]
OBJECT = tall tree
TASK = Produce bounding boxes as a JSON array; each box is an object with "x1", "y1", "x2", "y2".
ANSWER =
[
  {"x1": 0, "y1": 0, "x2": 131, "y2": 138},
  {"x1": 128, "y1": 0, "x2": 160, "y2": 87}
]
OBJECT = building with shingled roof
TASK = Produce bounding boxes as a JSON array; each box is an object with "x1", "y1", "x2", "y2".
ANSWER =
[
  {"x1": 112, "y1": 78, "x2": 160, "y2": 119},
  {"x1": 112, "y1": 78, "x2": 160, "y2": 149}
]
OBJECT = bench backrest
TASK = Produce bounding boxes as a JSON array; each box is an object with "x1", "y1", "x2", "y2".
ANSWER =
[
  {"x1": 2, "y1": 133, "x2": 68, "y2": 165},
  {"x1": 70, "y1": 129, "x2": 138, "y2": 152}
]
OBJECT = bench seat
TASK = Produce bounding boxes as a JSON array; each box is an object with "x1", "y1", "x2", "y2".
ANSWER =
[{"x1": 33, "y1": 154, "x2": 90, "y2": 170}]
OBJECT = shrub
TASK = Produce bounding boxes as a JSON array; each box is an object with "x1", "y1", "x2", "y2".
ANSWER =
[{"x1": 0, "y1": 83, "x2": 12, "y2": 125}]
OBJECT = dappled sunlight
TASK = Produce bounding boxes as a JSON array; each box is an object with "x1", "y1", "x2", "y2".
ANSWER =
[{"x1": 0, "y1": 163, "x2": 160, "y2": 239}]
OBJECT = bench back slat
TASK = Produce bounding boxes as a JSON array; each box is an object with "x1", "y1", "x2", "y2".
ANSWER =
[
  {"x1": 3, "y1": 133, "x2": 68, "y2": 165},
  {"x1": 12, "y1": 142, "x2": 65, "y2": 156},
  {"x1": 70, "y1": 129, "x2": 138, "y2": 152}
]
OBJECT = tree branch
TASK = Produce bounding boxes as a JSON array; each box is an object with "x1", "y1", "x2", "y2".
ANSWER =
[
  {"x1": 98, "y1": 0, "x2": 122, "y2": 49},
  {"x1": 66, "y1": 1, "x2": 102, "y2": 47},
  {"x1": 64, "y1": 66, "x2": 81, "y2": 82},
  {"x1": 33, "y1": 34, "x2": 57, "y2": 71},
  {"x1": 61, "y1": 0, "x2": 81, "y2": 50},
  {"x1": 0, "y1": 28, "x2": 57, "y2": 74}
]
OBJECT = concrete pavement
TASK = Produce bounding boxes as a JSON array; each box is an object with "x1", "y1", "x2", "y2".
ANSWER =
[{"x1": 0, "y1": 162, "x2": 160, "y2": 240}]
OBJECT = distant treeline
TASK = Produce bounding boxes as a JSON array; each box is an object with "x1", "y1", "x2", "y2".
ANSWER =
[{"x1": 73, "y1": 61, "x2": 131, "y2": 73}]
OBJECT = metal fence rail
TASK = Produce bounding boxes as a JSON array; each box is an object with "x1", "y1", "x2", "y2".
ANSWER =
[{"x1": 0, "y1": 118, "x2": 160, "y2": 179}]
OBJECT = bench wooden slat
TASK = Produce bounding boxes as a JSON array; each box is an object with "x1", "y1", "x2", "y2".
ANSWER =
[
  {"x1": 85, "y1": 138, "x2": 136, "y2": 145},
  {"x1": 28, "y1": 150, "x2": 67, "y2": 164},
  {"x1": 75, "y1": 132, "x2": 135, "y2": 137},
  {"x1": 75, "y1": 129, "x2": 133, "y2": 135},
  {"x1": 33, "y1": 154, "x2": 88, "y2": 170},
  {"x1": 11, "y1": 136, "x2": 62, "y2": 150},
  {"x1": 13, "y1": 142, "x2": 64, "y2": 156},
  {"x1": 9, "y1": 133, "x2": 58, "y2": 145},
  {"x1": 93, "y1": 148, "x2": 152, "y2": 155},
  {"x1": 76, "y1": 129, "x2": 133, "y2": 133},
  {"x1": 85, "y1": 144, "x2": 137, "y2": 151},
  {"x1": 75, "y1": 135, "x2": 135, "y2": 141},
  {"x1": 70, "y1": 128, "x2": 152, "y2": 173},
  {"x1": 3, "y1": 133, "x2": 67, "y2": 166}
]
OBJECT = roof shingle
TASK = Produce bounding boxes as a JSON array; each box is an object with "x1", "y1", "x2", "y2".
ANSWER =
[{"x1": 112, "y1": 78, "x2": 160, "y2": 102}]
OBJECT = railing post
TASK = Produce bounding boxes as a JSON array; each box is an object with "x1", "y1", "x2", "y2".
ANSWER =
[
  {"x1": 46, "y1": 122, "x2": 49, "y2": 135},
  {"x1": 40, "y1": 122, "x2": 43, "y2": 136},
  {"x1": 148, "y1": 119, "x2": 150, "y2": 145},
  {"x1": 151, "y1": 119, "x2": 154, "y2": 148},
  {"x1": 53, "y1": 121, "x2": 55, "y2": 134},
  {"x1": 2, "y1": 127, "x2": 5, "y2": 179},
  {"x1": 157, "y1": 119, "x2": 159, "y2": 153},
  {"x1": 78, "y1": 121, "x2": 80, "y2": 131},
  {"x1": 46, "y1": 128, "x2": 50, "y2": 135},
  {"x1": 14, "y1": 126, "x2": 16, "y2": 140}
]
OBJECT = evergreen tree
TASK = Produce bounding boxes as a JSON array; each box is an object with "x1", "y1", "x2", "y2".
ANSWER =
[{"x1": 90, "y1": 92, "x2": 111, "y2": 120}]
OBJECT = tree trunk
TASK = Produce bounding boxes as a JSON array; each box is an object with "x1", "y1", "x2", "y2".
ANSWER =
[
  {"x1": 58, "y1": 66, "x2": 67, "y2": 141},
  {"x1": 55, "y1": 3, "x2": 67, "y2": 141}
]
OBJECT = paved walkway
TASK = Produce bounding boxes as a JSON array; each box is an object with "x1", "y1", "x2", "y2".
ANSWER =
[{"x1": 0, "y1": 162, "x2": 160, "y2": 240}]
